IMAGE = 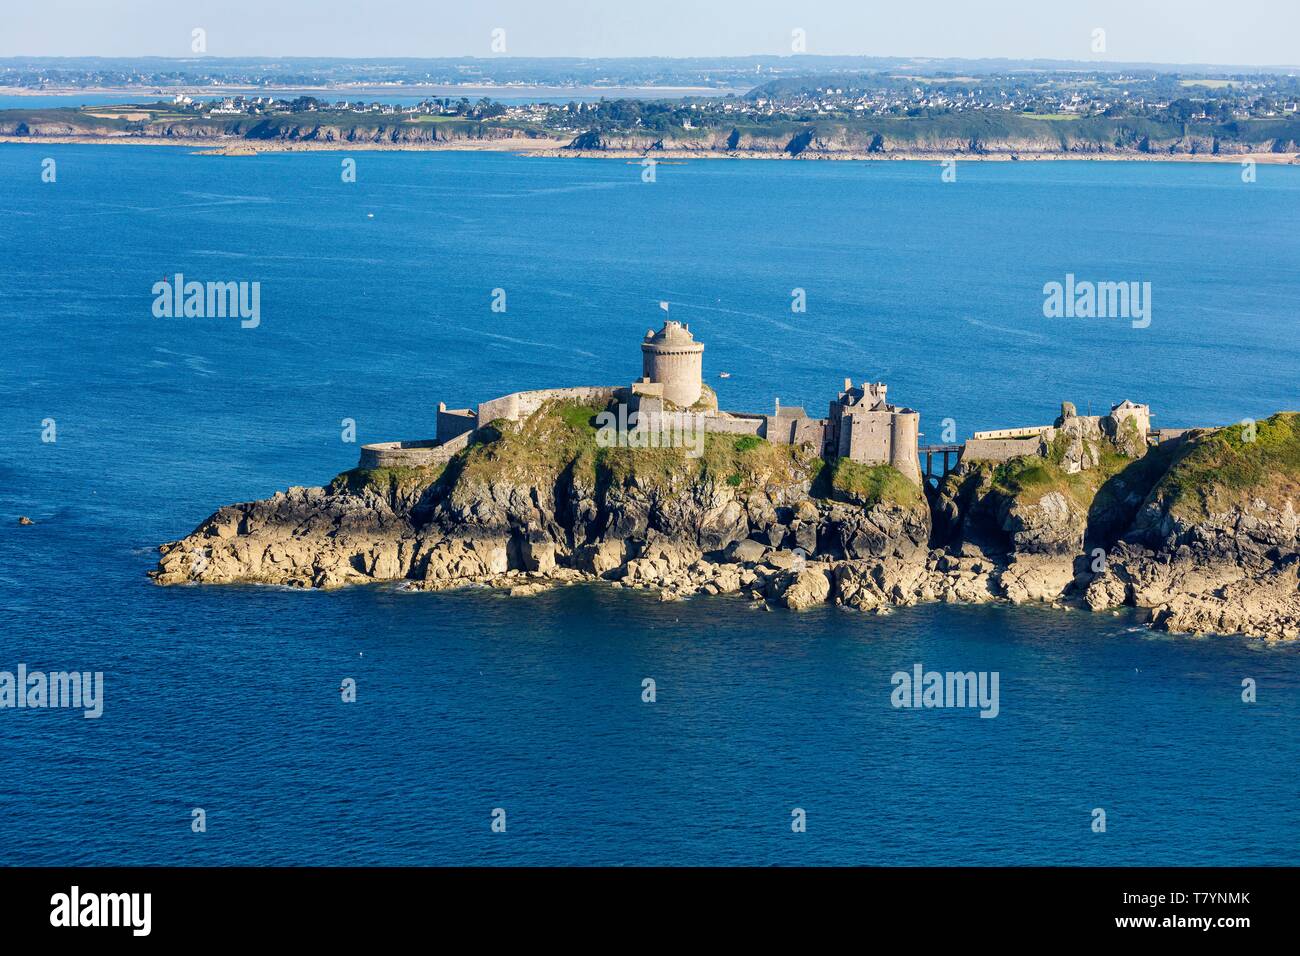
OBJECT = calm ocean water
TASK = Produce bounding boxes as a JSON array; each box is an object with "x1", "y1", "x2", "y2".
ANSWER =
[{"x1": 0, "y1": 145, "x2": 1297, "y2": 865}]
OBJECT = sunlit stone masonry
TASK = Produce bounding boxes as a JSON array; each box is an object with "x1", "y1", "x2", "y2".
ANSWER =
[{"x1": 361, "y1": 318, "x2": 923, "y2": 482}]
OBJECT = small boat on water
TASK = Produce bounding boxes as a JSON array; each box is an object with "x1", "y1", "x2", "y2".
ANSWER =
[{"x1": 719, "y1": 372, "x2": 731, "y2": 379}]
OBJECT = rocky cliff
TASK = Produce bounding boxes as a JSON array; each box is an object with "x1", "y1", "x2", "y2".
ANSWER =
[
  {"x1": 561, "y1": 115, "x2": 1300, "y2": 158},
  {"x1": 0, "y1": 112, "x2": 558, "y2": 146},
  {"x1": 5, "y1": 108, "x2": 1299, "y2": 159},
  {"x1": 1084, "y1": 414, "x2": 1300, "y2": 639},
  {"x1": 152, "y1": 402, "x2": 1300, "y2": 640}
]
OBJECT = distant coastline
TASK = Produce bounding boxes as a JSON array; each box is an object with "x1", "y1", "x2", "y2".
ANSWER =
[
  {"x1": 7, "y1": 87, "x2": 1300, "y2": 163},
  {"x1": 0, "y1": 83, "x2": 742, "y2": 100},
  {"x1": 0, "y1": 134, "x2": 570, "y2": 154},
  {"x1": 2, "y1": 133, "x2": 1297, "y2": 164}
]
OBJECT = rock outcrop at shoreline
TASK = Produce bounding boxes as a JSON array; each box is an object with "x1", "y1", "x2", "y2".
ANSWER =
[
  {"x1": 1081, "y1": 417, "x2": 1300, "y2": 639},
  {"x1": 152, "y1": 404, "x2": 1300, "y2": 641}
]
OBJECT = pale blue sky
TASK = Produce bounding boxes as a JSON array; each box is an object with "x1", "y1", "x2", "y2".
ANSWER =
[{"x1": 3, "y1": 0, "x2": 1296, "y2": 67}]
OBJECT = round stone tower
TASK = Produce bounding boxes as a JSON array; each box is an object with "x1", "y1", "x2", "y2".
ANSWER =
[{"x1": 641, "y1": 320, "x2": 704, "y2": 408}]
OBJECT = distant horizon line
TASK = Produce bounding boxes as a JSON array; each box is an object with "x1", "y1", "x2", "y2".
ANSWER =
[{"x1": 2, "y1": 53, "x2": 1299, "y2": 74}]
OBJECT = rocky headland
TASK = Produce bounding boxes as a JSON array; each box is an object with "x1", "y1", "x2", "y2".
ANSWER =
[
  {"x1": 4, "y1": 108, "x2": 1300, "y2": 163},
  {"x1": 152, "y1": 404, "x2": 1300, "y2": 641}
]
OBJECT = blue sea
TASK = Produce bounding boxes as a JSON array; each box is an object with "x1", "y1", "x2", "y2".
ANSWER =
[{"x1": 0, "y1": 146, "x2": 1297, "y2": 865}]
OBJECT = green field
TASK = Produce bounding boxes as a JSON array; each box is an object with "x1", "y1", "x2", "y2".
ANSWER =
[{"x1": 402, "y1": 114, "x2": 472, "y2": 124}]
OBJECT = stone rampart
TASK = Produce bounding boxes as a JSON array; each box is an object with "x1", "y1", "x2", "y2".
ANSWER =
[
  {"x1": 972, "y1": 425, "x2": 1054, "y2": 440},
  {"x1": 359, "y1": 431, "x2": 472, "y2": 469},
  {"x1": 962, "y1": 436, "x2": 1043, "y2": 462},
  {"x1": 702, "y1": 414, "x2": 765, "y2": 437},
  {"x1": 475, "y1": 386, "x2": 617, "y2": 426}
]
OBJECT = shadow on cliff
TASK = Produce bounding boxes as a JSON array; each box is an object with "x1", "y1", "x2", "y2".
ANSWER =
[
  {"x1": 405, "y1": 424, "x2": 504, "y2": 529},
  {"x1": 926, "y1": 468, "x2": 1012, "y2": 556},
  {"x1": 925, "y1": 440, "x2": 1189, "y2": 560},
  {"x1": 1084, "y1": 441, "x2": 1184, "y2": 549}
]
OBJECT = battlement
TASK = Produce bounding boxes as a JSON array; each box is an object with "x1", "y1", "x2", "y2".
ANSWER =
[
  {"x1": 825, "y1": 380, "x2": 920, "y2": 482},
  {"x1": 973, "y1": 425, "x2": 1053, "y2": 440},
  {"x1": 359, "y1": 433, "x2": 472, "y2": 469}
]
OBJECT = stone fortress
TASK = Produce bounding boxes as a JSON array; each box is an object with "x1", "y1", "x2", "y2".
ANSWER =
[{"x1": 359, "y1": 317, "x2": 1157, "y2": 482}]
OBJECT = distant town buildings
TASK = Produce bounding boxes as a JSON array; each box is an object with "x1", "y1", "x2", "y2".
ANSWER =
[{"x1": 14, "y1": 61, "x2": 1295, "y2": 129}]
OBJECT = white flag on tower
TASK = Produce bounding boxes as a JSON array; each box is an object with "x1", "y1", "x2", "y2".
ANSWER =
[{"x1": 659, "y1": 301, "x2": 669, "y2": 313}]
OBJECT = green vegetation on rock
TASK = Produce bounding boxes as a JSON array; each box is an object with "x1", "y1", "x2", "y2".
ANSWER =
[
  {"x1": 1154, "y1": 412, "x2": 1300, "y2": 520},
  {"x1": 441, "y1": 400, "x2": 819, "y2": 497},
  {"x1": 329, "y1": 463, "x2": 446, "y2": 498},
  {"x1": 454, "y1": 400, "x2": 605, "y2": 487},
  {"x1": 598, "y1": 430, "x2": 815, "y2": 494},
  {"x1": 991, "y1": 440, "x2": 1130, "y2": 513},
  {"x1": 822, "y1": 457, "x2": 924, "y2": 509}
]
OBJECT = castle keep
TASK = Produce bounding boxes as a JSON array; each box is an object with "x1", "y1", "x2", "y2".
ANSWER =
[
  {"x1": 640, "y1": 321, "x2": 705, "y2": 408},
  {"x1": 827, "y1": 380, "x2": 921, "y2": 482}
]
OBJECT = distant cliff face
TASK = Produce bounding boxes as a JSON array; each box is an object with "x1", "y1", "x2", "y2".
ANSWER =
[
  {"x1": 5, "y1": 108, "x2": 1298, "y2": 158},
  {"x1": 227, "y1": 122, "x2": 555, "y2": 145},
  {"x1": 0, "y1": 112, "x2": 559, "y2": 145},
  {"x1": 563, "y1": 116, "x2": 1300, "y2": 157},
  {"x1": 151, "y1": 403, "x2": 1300, "y2": 639}
]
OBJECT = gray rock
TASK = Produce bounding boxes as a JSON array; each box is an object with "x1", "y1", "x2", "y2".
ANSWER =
[{"x1": 725, "y1": 538, "x2": 768, "y2": 564}]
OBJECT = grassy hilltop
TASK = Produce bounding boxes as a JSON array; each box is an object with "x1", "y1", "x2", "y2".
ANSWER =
[{"x1": 1151, "y1": 412, "x2": 1300, "y2": 520}]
